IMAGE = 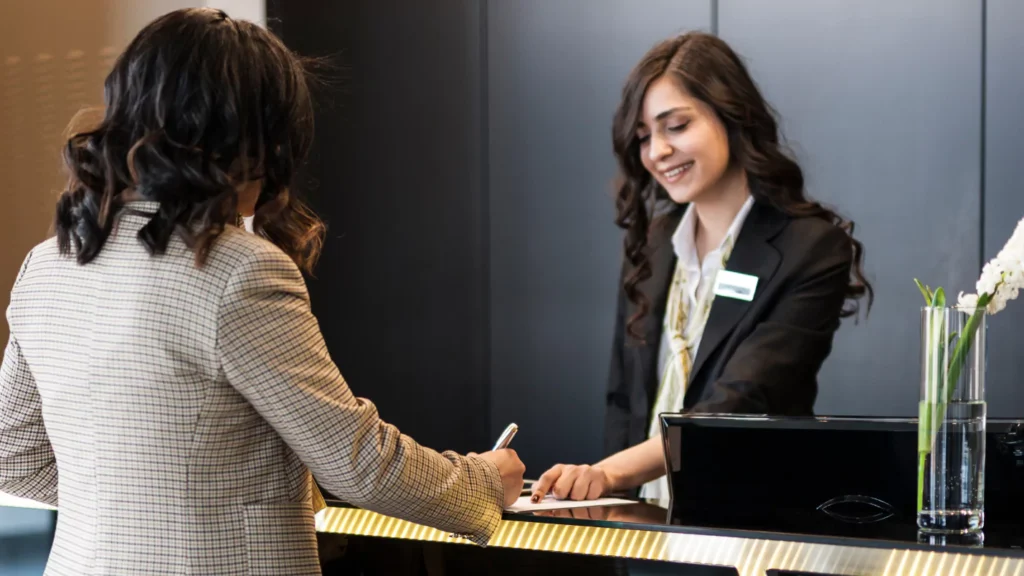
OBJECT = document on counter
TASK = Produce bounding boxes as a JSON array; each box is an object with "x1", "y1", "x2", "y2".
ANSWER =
[{"x1": 505, "y1": 494, "x2": 635, "y2": 512}]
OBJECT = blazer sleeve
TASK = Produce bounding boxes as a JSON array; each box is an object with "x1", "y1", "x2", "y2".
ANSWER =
[
  {"x1": 691, "y1": 226, "x2": 853, "y2": 415},
  {"x1": 604, "y1": 259, "x2": 631, "y2": 457},
  {"x1": 0, "y1": 251, "x2": 58, "y2": 506},
  {"x1": 216, "y1": 246, "x2": 504, "y2": 546}
]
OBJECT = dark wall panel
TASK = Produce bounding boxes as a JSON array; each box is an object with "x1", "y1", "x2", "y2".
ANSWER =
[
  {"x1": 271, "y1": 0, "x2": 490, "y2": 453},
  {"x1": 268, "y1": 0, "x2": 1024, "y2": 474},
  {"x1": 487, "y1": 0, "x2": 714, "y2": 472},
  {"x1": 719, "y1": 0, "x2": 984, "y2": 416},
  {"x1": 984, "y1": 0, "x2": 1024, "y2": 415}
]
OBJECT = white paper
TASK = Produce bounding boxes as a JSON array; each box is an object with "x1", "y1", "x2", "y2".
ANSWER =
[{"x1": 505, "y1": 495, "x2": 634, "y2": 512}]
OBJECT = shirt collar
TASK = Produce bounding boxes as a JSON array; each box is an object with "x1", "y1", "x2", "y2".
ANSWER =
[
  {"x1": 122, "y1": 201, "x2": 256, "y2": 234},
  {"x1": 123, "y1": 200, "x2": 161, "y2": 214},
  {"x1": 671, "y1": 194, "x2": 755, "y2": 265}
]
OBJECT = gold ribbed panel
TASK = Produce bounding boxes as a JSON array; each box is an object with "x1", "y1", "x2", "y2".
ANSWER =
[{"x1": 314, "y1": 508, "x2": 1024, "y2": 576}]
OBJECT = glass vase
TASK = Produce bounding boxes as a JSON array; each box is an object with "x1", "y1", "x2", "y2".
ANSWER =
[{"x1": 918, "y1": 306, "x2": 987, "y2": 533}]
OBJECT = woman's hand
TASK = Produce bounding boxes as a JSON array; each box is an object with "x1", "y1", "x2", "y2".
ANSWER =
[
  {"x1": 530, "y1": 463, "x2": 610, "y2": 502},
  {"x1": 469, "y1": 450, "x2": 526, "y2": 508},
  {"x1": 531, "y1": 437, "x2": 666, "y2": 503}
]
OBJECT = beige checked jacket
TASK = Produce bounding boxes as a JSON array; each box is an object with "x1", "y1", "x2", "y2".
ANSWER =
[{"x1": 0, "y1": 203, "x2": 504, "y2": 575}]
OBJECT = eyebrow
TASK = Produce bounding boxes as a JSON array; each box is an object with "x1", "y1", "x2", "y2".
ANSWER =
[
  {"x1": 656, "y1": 106, "x2": 691, "y2": 120},
  {"x1": 637, "y1": 106, "x2": 692, "y2": 128}
]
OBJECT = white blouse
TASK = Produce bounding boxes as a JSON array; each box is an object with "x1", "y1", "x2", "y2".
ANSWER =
[{"x1": 640, "y1": 195, "x2": 754, "y2": 506}]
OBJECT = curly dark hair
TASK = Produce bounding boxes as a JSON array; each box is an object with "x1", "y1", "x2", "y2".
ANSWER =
[
  {"x1": 612, "y1": 32, "x2": 873, "y2": 341},
  {"x1": 55, "y1": 7, "x2": 324, "y2": 273}
]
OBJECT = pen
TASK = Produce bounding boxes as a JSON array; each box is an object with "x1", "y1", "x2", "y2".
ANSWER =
[{"x1": 492, "y1": 422, "x2": 518, "y2": 451}]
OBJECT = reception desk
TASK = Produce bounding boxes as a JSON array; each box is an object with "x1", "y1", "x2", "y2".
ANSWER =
[
  {"x1": 315, "y1": 499, "x2": 1024, "y2": 576},
  {"x1": 318, "y1": 415, "x2": 1024, "y2": 575},
  {"x1": 3, "y1": 495, "x2": 1022, "y2": 575}
]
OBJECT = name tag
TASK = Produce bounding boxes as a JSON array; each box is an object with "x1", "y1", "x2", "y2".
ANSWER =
[{"x1": 713, "y1": 270, "x2": 758, "y2": 302}]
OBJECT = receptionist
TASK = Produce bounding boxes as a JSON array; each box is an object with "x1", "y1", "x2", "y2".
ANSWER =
[{"x1": 533, "y1": 32, "x2": 873, "y2": 506}]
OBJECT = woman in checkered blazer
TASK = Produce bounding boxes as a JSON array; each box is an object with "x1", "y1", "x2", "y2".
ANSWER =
[{"x1": 0, "y1": 8, "x2": 523, "y2": 575}]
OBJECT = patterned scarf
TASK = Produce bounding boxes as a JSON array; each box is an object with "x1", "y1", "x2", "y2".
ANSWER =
[{"x1": 646, "y1": 233, "x2": 738, "y2": 440}]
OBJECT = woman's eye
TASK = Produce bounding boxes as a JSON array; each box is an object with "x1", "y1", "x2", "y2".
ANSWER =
[{"x1": 668, "y1": 122, "x2": 689, "y2": 132}]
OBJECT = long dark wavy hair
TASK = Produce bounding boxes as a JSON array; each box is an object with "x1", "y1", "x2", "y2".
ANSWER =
[
  {"x1": 55, "y1": 8, "x2": 324, "y2": 273},
  {"x1": 613, "y1": 32, "x2": 873, "y2": 341}
]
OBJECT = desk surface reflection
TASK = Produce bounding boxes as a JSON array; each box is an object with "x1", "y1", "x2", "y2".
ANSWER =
[{"x1": 317, "y1": 498, "x2": 1024, "y2": 576}]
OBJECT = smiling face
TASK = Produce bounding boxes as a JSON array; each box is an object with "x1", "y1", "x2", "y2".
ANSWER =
[{"x1": 636, "y1": 75, "x2": 732, "y2": 205}]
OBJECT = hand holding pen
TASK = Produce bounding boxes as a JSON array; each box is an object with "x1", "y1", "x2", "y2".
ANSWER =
[{"x1": 468, "y1": 423, "x2": 525, "y2": 508}]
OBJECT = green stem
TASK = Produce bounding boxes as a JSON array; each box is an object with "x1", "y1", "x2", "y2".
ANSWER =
[
  {"x1": 944, "y1": 302, "x2": 988, "y2": 402},
  {"x1": 917, "y1": 305, "x2": 945, "y2": 513},
  {"x1": 916, "y1": 295, "x2": 990, "y2": 514},
  {"x1": 929, "y1": 301, "x2": 987, "y2": 448}
]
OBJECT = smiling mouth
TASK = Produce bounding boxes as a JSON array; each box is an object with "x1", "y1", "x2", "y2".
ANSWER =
[{"x1": 662, "y1": 161, "x2": 694, "y2": 183}]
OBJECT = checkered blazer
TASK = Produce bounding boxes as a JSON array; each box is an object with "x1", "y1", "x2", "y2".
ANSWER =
[{"x1": 0, "y1": 202, "x2": 504, "y2": 575}]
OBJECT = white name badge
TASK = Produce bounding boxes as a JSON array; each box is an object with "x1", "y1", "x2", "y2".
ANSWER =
[{"x1": 713, "y1": 270, "x2": 759, "y2": 302}]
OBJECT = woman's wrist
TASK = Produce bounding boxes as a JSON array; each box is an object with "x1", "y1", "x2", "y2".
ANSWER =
[{"x1": 593, "y1": 463, "x2": 619, "y2": 494}]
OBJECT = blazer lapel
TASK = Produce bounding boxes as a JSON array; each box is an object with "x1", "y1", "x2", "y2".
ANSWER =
[
  {"x1": 688, "y1": 201, "x2": 788, "y2": 387},
  {"x1": 632, "y1": 207, "x2": 684, "y2": 406}
]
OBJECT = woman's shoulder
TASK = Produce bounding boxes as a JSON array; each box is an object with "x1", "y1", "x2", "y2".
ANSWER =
[
  {"x1": 9, "y1": 229, "x2": 302, "y2": 316},
  {"x1": 206, "y1": 227, "x2": 306, "y2": 286},
  {"x1": 783, "y1": 212, "x2": 848, "y2": 242},
  {"x1": 770, "y1": 203, "x2": 851, "y2": 247},
  {"x1": 210, "y1": 225, "x2": 285, "y2": 257},
  {"x1": 23, "y1": 236, "x2": 60, "y2": 264},
  {"x1": 6, "y1": 238, "x2": 56, "y2": 293},
  {"x1": 773, "y1": 209, "x2": 853, "y2": 267}
]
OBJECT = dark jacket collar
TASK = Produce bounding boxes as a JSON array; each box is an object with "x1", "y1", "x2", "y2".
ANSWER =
[
  {"x1": 690, "y1": 200, "x2": 788, "y2": 381},
  {"x1": 634, "y1": 198, "x2": 790, "y2": 400}
]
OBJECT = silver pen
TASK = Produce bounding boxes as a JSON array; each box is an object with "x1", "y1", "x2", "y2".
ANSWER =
[{"x1": 492, "y1": 422, "x2": 518, "y2": 451}]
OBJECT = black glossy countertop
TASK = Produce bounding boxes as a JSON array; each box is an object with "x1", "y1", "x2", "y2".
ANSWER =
[{"x1": 504, "y1": 498, "x2": 1024, "y2": 559}]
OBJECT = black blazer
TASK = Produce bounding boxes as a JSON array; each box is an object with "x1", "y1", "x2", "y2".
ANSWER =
[{"x1": 604, "y1": 200, "x2": 854, "y2": 456}]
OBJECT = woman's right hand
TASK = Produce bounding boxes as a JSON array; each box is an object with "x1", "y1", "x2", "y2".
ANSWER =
[
  {"x1": 531, "y1": 463, "x2": 610, "y2": 502},
  {"x1": 475, "y1": 449, "x2": 526, "y2": 508}
]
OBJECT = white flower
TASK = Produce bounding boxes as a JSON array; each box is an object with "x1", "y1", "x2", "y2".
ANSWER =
[
  {"x1": 976, "y1": 262, "x2": 1002, "y2": 297},
  {"x1": 989, "y1": 285, "x2": 1021, "y2": 315},
  {"x1": 974, "y1": 217, "x2": 1024, "y2": 315},
  {"x1": 996, "y1": 253, "x2": 1024, "y2": 290},
  {"x1": 989, "y1": 293, "x2": 1010, "y2": 315},
  {"x1": 957, "y1": 292, "x2": 979, "y2": 310},
  {"x1": 1003, "y1": 217, "x2": 1024, "y2": 250}
]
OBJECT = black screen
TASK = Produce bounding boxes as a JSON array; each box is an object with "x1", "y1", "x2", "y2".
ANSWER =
[{"x1": 663, "y1": 415, "x2": 1024, "y2": 547}]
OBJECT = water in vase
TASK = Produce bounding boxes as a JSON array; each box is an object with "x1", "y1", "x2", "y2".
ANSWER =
[{"x1": 918, "y1": 401, "x2": 986, "y2": 533}]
